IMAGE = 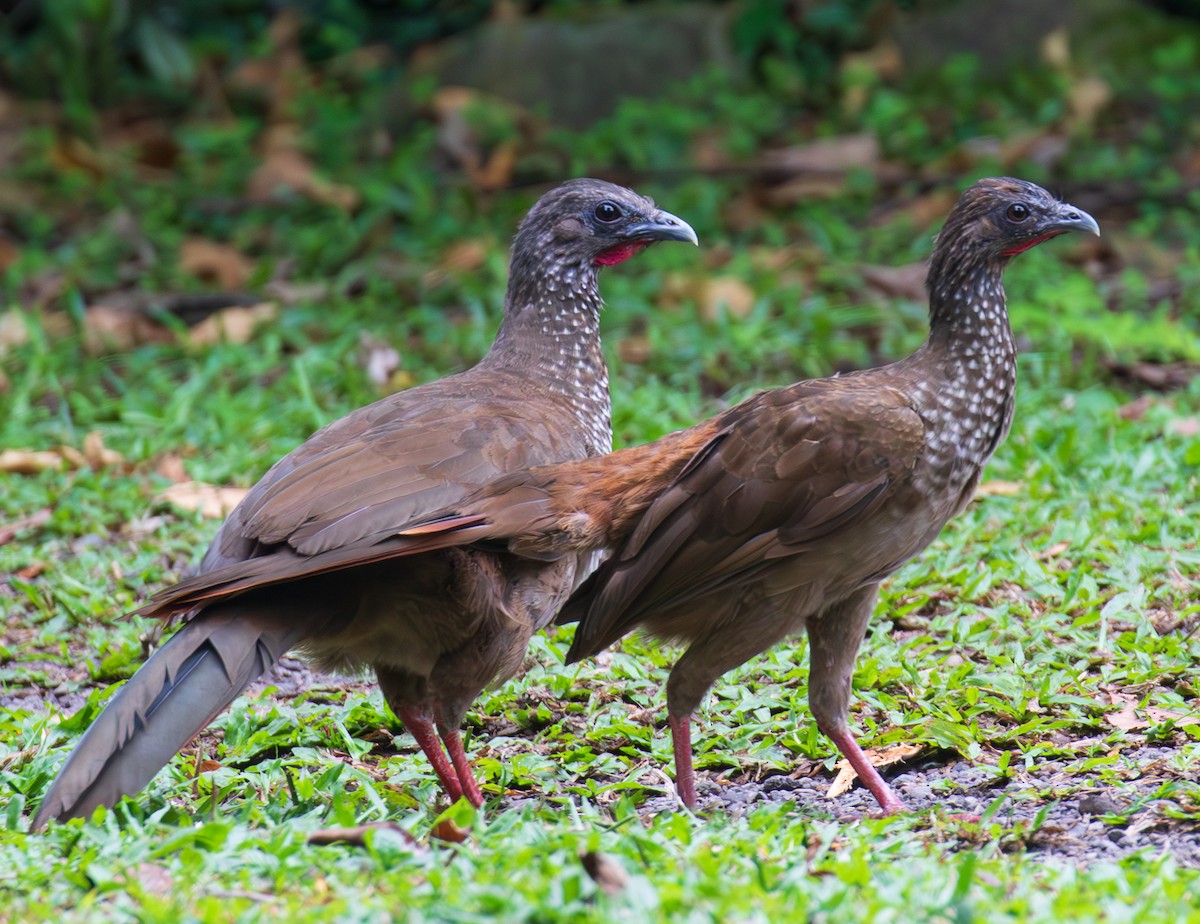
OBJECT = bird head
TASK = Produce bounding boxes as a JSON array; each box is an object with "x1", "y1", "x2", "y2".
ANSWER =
[
  {"x1": 513, "y1": 179, "x2": 698, "y2": 277},
  {"x1": 932, "y1": 177, "x2": 1100, "y2": 274}
]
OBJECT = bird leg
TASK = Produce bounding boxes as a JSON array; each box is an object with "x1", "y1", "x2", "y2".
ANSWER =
[
  {"x1": 394, "y1": 704, "x2": 464, "y2": 803},
  {"x1": 806, "y1": 583, "x2": 905, "y2": 815},
  {"x1": 665, "y1": 605, "x2": 797, "y2": 811},
  {"x1": 438, "y1": 725, "x2": 484, "y2": 808},
  {"x1": 668, "y1": 713, "x2": 697, "y2": 809}
]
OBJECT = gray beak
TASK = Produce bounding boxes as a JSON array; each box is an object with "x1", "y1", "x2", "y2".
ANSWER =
[
  {"x1": 619, "y1": 209, "x2": 699, "y2": 246},
  {"x1": 1051, "y1": 202, "x2": 1101, "y2": 237}
]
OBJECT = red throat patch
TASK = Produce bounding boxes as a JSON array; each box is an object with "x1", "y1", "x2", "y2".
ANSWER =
[
  {"x1": 593, "y1": 240, "x2": 652, "y2": 266},
  {"x1": 1001, "y1": 231, "x2": 1062, "y2": 257}
]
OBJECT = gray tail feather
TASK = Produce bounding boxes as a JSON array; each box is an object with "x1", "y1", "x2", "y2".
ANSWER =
[{"x1": 33, "y1": 608, "x2": 305, "y2": 828}]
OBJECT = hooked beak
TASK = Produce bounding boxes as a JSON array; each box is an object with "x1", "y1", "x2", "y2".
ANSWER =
[
  {"x1": 618, "y1": 209, "x2": 699, "y2": 246},
  {"x1": 1047, "y1": 202, "x2": 1101, "y2": 237}
]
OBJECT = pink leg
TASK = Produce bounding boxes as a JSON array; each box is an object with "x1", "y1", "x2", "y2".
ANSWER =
[
  {"x1": 669, "y1": 714, "x2": 697, "y2": 809},
  {"x1": 824, "y1": 725, "x2": 906, "y2": 815},
  {"x1": 440, "y1": 727, "x2": 484, "y2": 808},
  {"x1": 395, "y1": 704, "x2": 463, "y2": 803}
]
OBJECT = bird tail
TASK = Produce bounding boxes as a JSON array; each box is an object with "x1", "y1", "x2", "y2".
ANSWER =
[{"x1": 33, "y1": 607, "x2": 305, "y2": 829}]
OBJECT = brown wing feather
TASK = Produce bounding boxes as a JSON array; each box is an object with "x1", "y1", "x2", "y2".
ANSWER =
[
  {"x1": 202, "y1": 369, "x2": 594, "y2": 572},
  {"x1": 564, "y1": 381, "x2": 927, "y2": 660}
]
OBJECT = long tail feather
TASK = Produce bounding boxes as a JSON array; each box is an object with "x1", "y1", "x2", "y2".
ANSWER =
[{"x1": 33, "y1": 608, "x2": 305, "y2": 828}]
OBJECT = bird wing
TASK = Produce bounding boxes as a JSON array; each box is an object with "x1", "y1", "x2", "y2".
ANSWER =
[
  {"x1": 564, "y1": 379, "x2": 927, "y2": 660},
  {"x1": 149, "y1": 369, "x2": 593, "y2": 615}
]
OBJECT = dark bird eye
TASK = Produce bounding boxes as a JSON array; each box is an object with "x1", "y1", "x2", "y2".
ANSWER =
[
  {"x1": 1006, "y1": 203, "x2": 1030, "y2": 223},
  {"x1": 594, "y1": 200, "x2": 622, "y2": 222}
]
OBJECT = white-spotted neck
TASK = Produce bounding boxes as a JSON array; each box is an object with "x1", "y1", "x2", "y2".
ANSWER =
[
  {"x1": 484, "y1": 269, "x2": 613, "y2": 457},
  {"x1": 903, "y1": 263, "x2": 1017, "y2": 493}
]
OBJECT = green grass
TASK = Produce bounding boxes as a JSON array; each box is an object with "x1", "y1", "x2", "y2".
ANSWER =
[{"x1": 4, "y1": 6, "x2": 1200, "y2": 921}]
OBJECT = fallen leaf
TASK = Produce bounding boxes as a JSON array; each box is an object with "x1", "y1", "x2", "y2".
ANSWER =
[
  {"x1": 0, "y1": 508, "x2": 52, "y2": 546},
  {"x1": 188, "y1": 302, "x2": 278, "y2": 346},
  {"x1": 156, "y1": 482, "x2": 250, "y2": 519},
  {"x1": 1104, "y1": 691, "x2": 1200, "y2": 731},
  {"x1": 430, "y1": 818, "x2": 471, "y2": 843},
  {"x1": 82, "y1": 430, "x2": 124, "y2": 469},
  {"x1": 758, "y1": 133, "x2": 881, "y2": 203},
  {"x1": 16, "y1": 562, "x2": 46, "y2": 580},
  {"x1": 1034, "y1": 541, "x2": 1071, "y2": 561},
  {"x1": 83, "y1": 305, "x2": 174, "y2": 354},
  {"x1": 358, "y1": 332, "x2": 401, "y2": 388},
  {"x1": 860, "y1": 262, "x2": 927, "y2": 302},
  {"x1": 131, "y1": 863, "x2": 174, "y2": 898},
  {"x1": 308, "y1": 822, "x2": 424, "y2": 849},
  {"x1": 1117, "y1": 395, "x2": 1155, "y2": 421},
  {"x1": 975, "y1": 480, "x2": 1022, "y2": 497},
  {"x1": 247, "y1": 123, "x2": 360, "y2": 210},
  {"x1": 423, "y1": 239, "x2": 489, "y2": 288},
  {"x1": 618, "y1": 335, "x2": 652, "y2": 365},
  {"x1": 697, "y1": 275, "x2": 756, "y2": 321},
  {"x1": 154, "y1": 454, "x2": 190, "y2": 484},
  {"x1": 1105, "y1": 359, "x2": 1200, "y2": 391},
  {"x1": 0, "y1": 449, "x2": 63, "y2": 474},
  {"x1": 0, "y1": 234, "x2": 18, "y2": 274},
  {"x1": 827, "y1": 744, "x2": 923, "y2": 799},
  {"x1": 1169, "y1": 417, "x2": 1200, "y2": 437},
  {"x1": 180, "y1": 237, "x2": 256, "y2": 290},
  {"x1": 580, "y1": 851, "x2": 629, "y2": 896}
]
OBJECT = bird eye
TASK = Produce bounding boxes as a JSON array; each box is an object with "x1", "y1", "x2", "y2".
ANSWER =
[
  {"x1": 1006, "y1": 203, "x2": 1030, "y2": 222},
  {"x1": 594, "y1": 200, "x2": 622, "y2": 222}
]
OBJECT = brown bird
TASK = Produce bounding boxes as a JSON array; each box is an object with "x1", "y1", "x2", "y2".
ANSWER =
[
  {"x1": 33, "y1": 179, "x2": 697, "y2": 827},
  {"x1": 365, "y1": 177, "x2": 1099, "y2": 812}
]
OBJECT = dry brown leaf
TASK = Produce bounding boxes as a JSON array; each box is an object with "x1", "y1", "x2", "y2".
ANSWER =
[
  {"x1": 1035, "y1": 541, "x2": 1071, "y2": 561},
  {"x1": 155, "y1": 454, "x2": 190, "y2": 484},
  {"x1": 0, "y1": 234, "x2": 18, "y2": 274},
  {"x1": 188, "y1": 302, "x2": 278, "y2": 346},
  {"x1": 157, "y1": 482, "x2": 250, "y2": 519},
  {"x1": 0, "y1": 309, "x2": 31, "y2": 352},
  {"x1": 759, "y1": 134, "x2": 880, "y2": 204},
  {"x1": 430, "y1": 818, "x2": 471, "y2": 843},
  {"x1": 0, "y1": 508, "x2": 52, "y2": 546},
  {"x1": 697, "y1": 275, "x2": 756, "y2": 321},
  {"x1": 180, "y1": 237, "x2": 256, "y2": 290},
  {"x1": 16, "y1": 562, "x2": 46, "y2": 580},
  {"x1": 1117, "y1": 395, "x2": 1155, "y2": 421},
  {"x1": 618, "y1": 335, "x2": 652, "y2": 365},
  {"x1": 827, "y1": 744, "x2": 923, "y2": 799},
  {"x1": 1105, "y1": 692, "x2": 1200, "y2": 732},
  {"x1": 424, "y1": 239, "x2": 489, "y2": 288},
  {"x1": 975, "y1": 480, "x2": 1022, "y2": 497},
  {"x1": 82, "y1": 430, "x2": 124, "y2": 469},
  {"x1": 580, "y1": 851, "x2": 629, "y2": 896},
  {"x1": 0, "y1": 449, "x2": 63, "y2": 474},
  {"x1": 431, "y1": 86, "x2": 526, "y2": 191},
  {"x1": 50, "y1": 134, "x2": 106, "y2": 180},
  {"x1": 860, "y1": 263, "x2": 927, "y2": 302},
  {"x1": 132, "y1": 863, "x2": 174, "y2": 898},
  {"x1": 357, "y1": 332, "x2": 400, "y2": 388},
  {"x1": 308, "y1": 822, "x2": 424, "y2": 849},
  {"x1": 247, "y1": 123, "x2": 360, "y2": 210},
  {"x1": 82, "y1": 305, "x2": 174, "y2": 355}
]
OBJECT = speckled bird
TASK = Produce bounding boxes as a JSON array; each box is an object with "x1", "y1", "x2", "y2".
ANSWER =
[
  {"x1": 360, "y1": 177, "x2": 1100, "y2": 813},
  {"x1": 33, "y1": 179, "x2": 697, "y2": 827}
]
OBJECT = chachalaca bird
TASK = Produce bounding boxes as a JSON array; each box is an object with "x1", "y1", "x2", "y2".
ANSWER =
[
  {"x1": 359, "y1": 177, "x2": 1100, "y2": 812},
  {"x1": 33, "y1": 179, "x2": 697, "y2": 828}
]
